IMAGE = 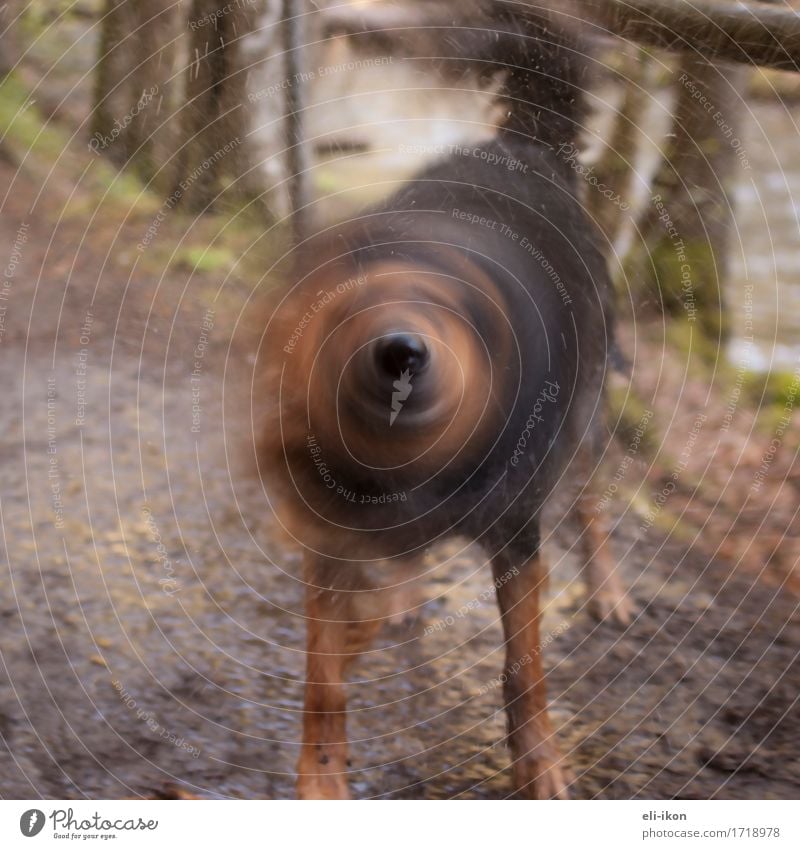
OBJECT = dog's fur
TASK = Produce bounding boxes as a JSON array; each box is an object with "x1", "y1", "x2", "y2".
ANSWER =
[{"x1": 260, "y1": 3, "x2": 629, "y2": 798}]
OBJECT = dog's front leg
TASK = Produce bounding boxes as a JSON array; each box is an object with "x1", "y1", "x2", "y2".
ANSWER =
[
  {"x1": 490, "y1": 525, "x2": 570, "y2": 799},
  {"x1": 297, "y1": 578, "x2": 351, "y2": 800}
]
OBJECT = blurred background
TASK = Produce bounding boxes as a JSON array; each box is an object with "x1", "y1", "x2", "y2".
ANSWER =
[{"x1": 0, "y1": 0, "x2": 799, "y2": 799}]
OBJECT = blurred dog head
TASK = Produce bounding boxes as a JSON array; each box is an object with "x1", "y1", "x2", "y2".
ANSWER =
[{"x1": 260, "y1": 223, "x2": 515, "y2": 544}]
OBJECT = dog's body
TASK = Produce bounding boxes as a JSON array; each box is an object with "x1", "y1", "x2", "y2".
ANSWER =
[{"x1": 261, "y1": 5, "x2": 629, "y2": 798}]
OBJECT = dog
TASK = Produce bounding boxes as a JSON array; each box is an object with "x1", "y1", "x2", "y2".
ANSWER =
[{"x1": 259, "y1": 2, "x2": 630, "y2": 799}]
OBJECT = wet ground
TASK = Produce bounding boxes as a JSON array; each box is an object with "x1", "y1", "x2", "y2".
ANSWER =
[{"x1": 0, "y1": 148, "x2": 799, "y2": 800}]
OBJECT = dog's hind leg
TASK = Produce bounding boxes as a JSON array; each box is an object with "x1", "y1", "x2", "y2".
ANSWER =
[
  {"x1": 574, "y1": 432, "x2": 633, "y2": 626},
  {"x1": 575, "y1": 485, "x2": 633, "y2": 625},
  {"x1": 488, "y1": 521, "x2": 571, "y2": 799}
]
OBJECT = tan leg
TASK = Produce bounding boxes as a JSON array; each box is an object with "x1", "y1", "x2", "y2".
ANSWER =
[
  {"x1": 575, "y1": 489, "x2": 633, "y2": 625},
  {"x1": 491, "y1": 531, "x2": 570, "y2": 799},
  {"x1": 296, "y1": 556, "x2": 384, "y2": 800},
  {"x1": 297, "y1": 583, "x2": 350, "y2": 800},
  {"x1": 574, "y1": 439, "x2": 633, "y2": 625}
]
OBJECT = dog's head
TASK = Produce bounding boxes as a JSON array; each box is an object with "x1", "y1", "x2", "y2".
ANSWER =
[{"x1": 260, "y1": 225, "x2": 515, "y2": 539}]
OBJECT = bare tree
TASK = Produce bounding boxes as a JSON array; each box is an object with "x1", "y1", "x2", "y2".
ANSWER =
[
  {"x1": 178, "y1": 0, "x2": 255, "y2": 211},
  {"x1": 0, "y1": 5, "x2": 11, "y2": 78},
  {"x1": 586, "y1": 46, "x2": 656, "y2": 246},
  {"x1": 629, "y1": 57, "x2": 745, "y2": 342},
  {"x1": 91, "y1": 0, "x2": 183, "y2": 184}
]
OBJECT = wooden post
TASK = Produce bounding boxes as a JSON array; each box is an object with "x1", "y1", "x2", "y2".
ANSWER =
[
  {"x1": 282, "y1": 0, "x2": 310, "y2": 246},
  {"x1": 580, "y1": 0, "x2": 800, "y2": 70}
]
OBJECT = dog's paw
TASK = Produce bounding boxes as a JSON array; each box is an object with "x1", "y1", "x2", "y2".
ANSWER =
[
  {"x1": 511, "y1": 755, "x2": 572, "y2": 799},
  {"x1": 588, "y1": 588, "x2": 635, "y2": 626},
  {"x1": 296, "y1": 771, "x2": 351, "y2": 800}
]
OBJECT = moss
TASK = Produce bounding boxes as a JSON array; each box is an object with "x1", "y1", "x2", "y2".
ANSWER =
[
  {"x1": 646, "y1": 236, "x2": 729, "y2": 343},
  {"x1": 171, "y1": 246, "x2": 237, "y2": 274},
  {"x1": 606, "y1": 379, "x2": 658, "y2": 455},
  {"x1": 664, "y1": 317, "x2": 798, "y2": 430},
  {"x1": 0, "y1": 72, "x2": 285, "y2": 300},
  {"x1": 0, "y1": 73, "x2": 158, "y2": 220},
  {"x1": 623, "y1": 484, "x2": 697, "y2": 542},
  {"x1": 742, "y1": 369, "x2": 800, "y2": 412},
  {"x1": 663, "y1": 318, "x2": 721, "y2": 367},
  {"x1": 130, "y1": 198, "x2": 284, "y2": 289},
  {"x1": 0, "y1": 73, "x2": 68, "y2": 162}
]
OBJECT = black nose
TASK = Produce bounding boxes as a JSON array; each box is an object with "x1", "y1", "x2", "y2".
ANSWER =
[{"x1": 375, "y1": 334, "x2": 429, "y2": 375}]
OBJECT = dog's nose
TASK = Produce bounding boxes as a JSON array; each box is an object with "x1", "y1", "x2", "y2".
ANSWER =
[{"x1": 375, "y1": 333, "x2": 429, "y2": 375}]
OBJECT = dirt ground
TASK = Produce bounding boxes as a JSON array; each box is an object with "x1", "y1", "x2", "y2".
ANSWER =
[{"x1": 0, "y1": 126, "x2": 799, "y2": 803}]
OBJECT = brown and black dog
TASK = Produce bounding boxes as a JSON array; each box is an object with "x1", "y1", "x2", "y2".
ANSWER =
[{"x1": 260, "y1": 3, "x2": 630, "y2": 799}]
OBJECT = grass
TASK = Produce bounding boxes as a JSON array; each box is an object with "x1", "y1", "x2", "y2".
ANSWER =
[{"x1": 0, "y1": 71, "x2": 283, "y2": 291}]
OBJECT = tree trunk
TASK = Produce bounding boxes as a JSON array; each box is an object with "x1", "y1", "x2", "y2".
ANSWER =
[
  {"x1": 630, "y1": 58, "x2": 745, "y2": 343},
  {"x1": 91, "y1": 0, "x2": 182, "y2": 184},
  {"x1": 90, "y1": 0, "x2": 125, "y2": 165},
  {"x1": 178, "y1": 0, "x2": 254, "y2": 212},
  {"x1": 0, "y1": 7, "x2": 10, "y2": 78},
  {"x1": 587, "y1": 46, "x2": 654, "y2": 246}
]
